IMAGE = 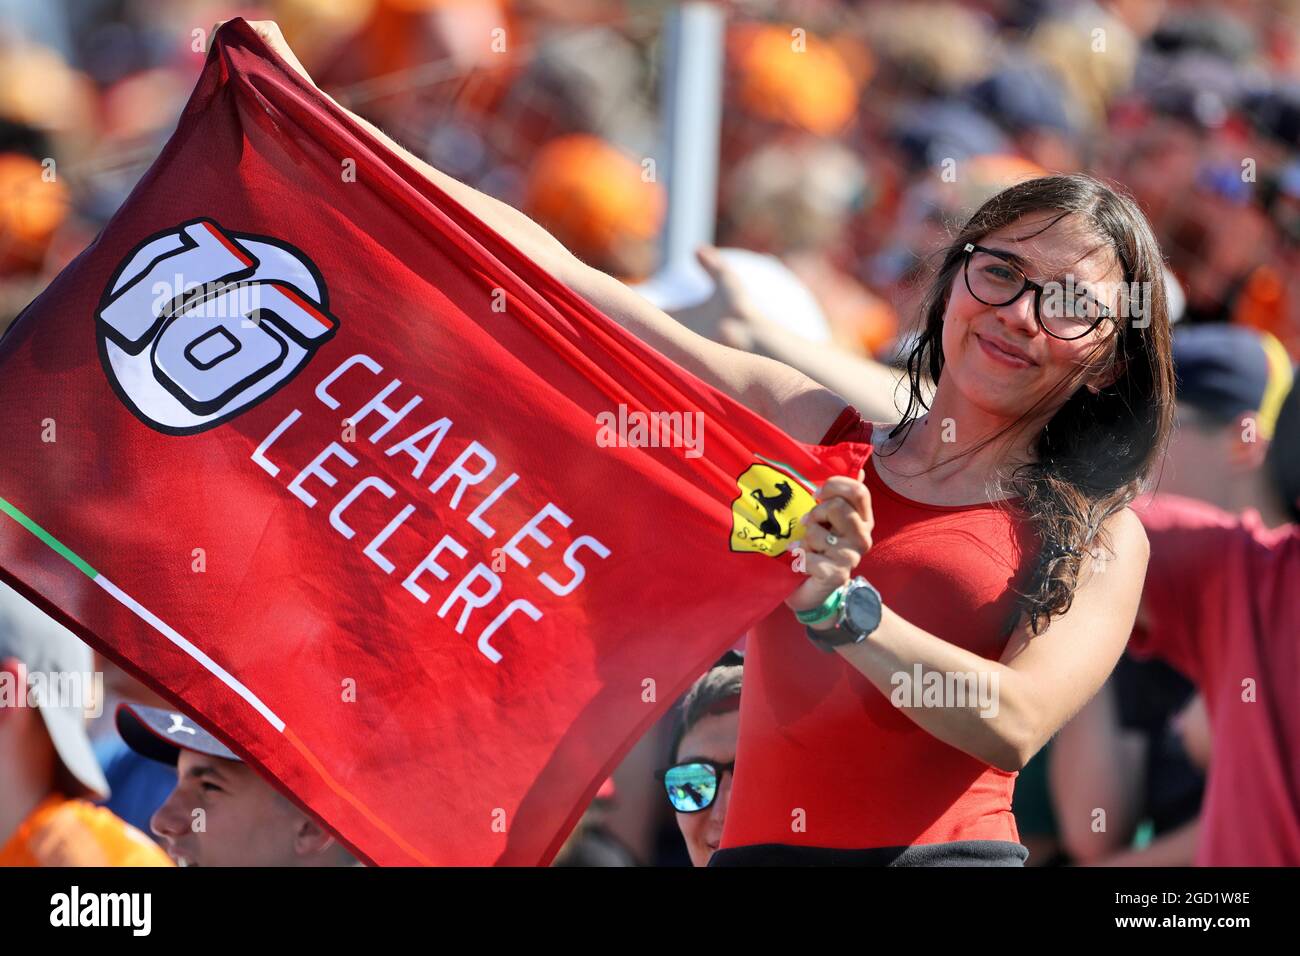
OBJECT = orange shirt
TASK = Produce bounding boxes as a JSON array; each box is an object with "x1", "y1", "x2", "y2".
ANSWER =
[{"x1": 0, "y1": 795, "x2": 173, "y2": 867}]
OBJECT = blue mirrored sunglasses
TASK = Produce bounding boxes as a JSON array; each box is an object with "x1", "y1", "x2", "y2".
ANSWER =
[{"x1": 656, "y1": 760, "x2": 735, "y2": 813}]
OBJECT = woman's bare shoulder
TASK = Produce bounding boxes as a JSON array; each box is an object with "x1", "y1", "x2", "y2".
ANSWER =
[
  {"x1": 768, "y1": 382, "x2": 849, "y2": 444},
  {"x1": 774, "y1": 384, "x2": 898, "y2": 448}
]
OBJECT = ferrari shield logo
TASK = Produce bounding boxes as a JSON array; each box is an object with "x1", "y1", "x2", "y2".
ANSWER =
[{"x1": 729, "y1": 462, "x2": 817, "y2": 556}]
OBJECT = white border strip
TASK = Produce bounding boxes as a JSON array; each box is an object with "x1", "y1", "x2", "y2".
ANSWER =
[{"x1": 95, "y1": 574, "x2": 285, "y2": 732}]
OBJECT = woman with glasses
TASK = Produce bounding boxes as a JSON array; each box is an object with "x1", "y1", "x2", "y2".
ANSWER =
[
  {"x1": 231, "y1": 23, "x2": 1174, "y2": 866},
  {"x1": 639, "y1": 176, "x2": 1165, "y2": 866},
  {"x1": 718, "y1": 179, "x2": 1169, "y2": 865},
  {"x1": 653, "y1": 176, "x2": 1170, "y2": 865},
  {"x1": 657, "y1": 654, "x2": 744, "y2": 867},
  {"x1": 474, "y1": 171, "x2": 1168, "y2": 865}
]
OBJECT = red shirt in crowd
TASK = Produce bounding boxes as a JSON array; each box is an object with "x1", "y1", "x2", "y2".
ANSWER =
[
  {"x1": 719, "y1": 407, "x2": 1041, "y2": 852},
  {"x1": 1130, "y1": 493, "x2": 1300, "y2": 866}
]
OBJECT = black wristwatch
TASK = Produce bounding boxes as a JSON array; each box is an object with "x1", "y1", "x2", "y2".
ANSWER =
[{"x1": 805, "y1": 577, "x2": 883, "y2": 653}]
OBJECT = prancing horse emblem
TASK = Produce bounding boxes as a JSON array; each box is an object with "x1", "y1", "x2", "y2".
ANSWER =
[
  {"x1": 729, "y1": 462, "x2": 817, "y2": 556},
  {"x1": 751, "y1": 482, "x2": 794, "y2": 540}
]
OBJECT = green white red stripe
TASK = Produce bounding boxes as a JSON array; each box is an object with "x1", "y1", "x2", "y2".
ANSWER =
[{"x1": 0, "y1": 494, "x2": 284, "y2": 731}]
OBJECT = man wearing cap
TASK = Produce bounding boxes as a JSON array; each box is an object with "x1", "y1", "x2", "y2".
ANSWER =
[
  {"x1": 117, "y1": 703, "x2": 359, "y2": 867},
  {"x1": 1157, "y1": 324, "x2": 1294, "y2": 523},
  {"x1": 0, "y1": 581, "x2": 171, "y2": 866},
  {"x1": 1123, "y1": 370, "x2": 1300, "y2": 865},
  {"x1": 1055, "y1": 326, "x2": 1297, "y2": 865}
]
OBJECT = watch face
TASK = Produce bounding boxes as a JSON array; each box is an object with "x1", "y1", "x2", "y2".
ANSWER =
[{"x1": 844, "y1": 584, "x2": 882, "y2": 633}]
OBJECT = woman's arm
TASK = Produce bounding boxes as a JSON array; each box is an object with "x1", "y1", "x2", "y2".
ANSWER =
[
  {"x1": 849, "y1": 510, "x2": 1147, "y2": 771},
  {"x1": 553, "y1": 265, "x2": 850, "y2": 443},
  {"x1": 797, "y1": 477, "x2": 1149, "y2": 771},
  {"x1": 724, "y1": 308, "x2": 911, "y2": 426},
  {"x1": 678, "y1": 247, "x2": 917, "y2": 425},
  {"x1": 219, "y1": 21, "x2": 848, "y2": 445}
]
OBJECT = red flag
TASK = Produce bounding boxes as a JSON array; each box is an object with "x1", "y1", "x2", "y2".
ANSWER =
[{"x1": 0, "y1": 20, "x2": 867, "y2": 865}]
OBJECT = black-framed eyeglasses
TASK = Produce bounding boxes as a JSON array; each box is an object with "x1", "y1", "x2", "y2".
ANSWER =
[
  {"x1": 655, "y1": 760, "x2": 734, "y2": 813},
  {"x1": 962, "y1": 243, "x2": 1114, "y2": 341}
]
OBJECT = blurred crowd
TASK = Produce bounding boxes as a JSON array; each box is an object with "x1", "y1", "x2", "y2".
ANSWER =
[{"x1": 2, "y1": 0, "x2": 1300, "y2": 867}]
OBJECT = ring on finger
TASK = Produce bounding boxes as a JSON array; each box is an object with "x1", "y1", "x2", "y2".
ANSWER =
[{"x1": 826, "y1": 533, "x2": 838, "y2": 547}]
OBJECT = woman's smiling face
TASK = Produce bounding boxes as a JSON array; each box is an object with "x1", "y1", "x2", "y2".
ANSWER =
[{"x1": 940, "y1": 210, "x2": 1125, "y2": 423}]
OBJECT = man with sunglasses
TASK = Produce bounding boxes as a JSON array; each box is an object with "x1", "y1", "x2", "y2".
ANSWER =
[{"x1": 656, "y1": 655, "x2": 742, "y2": 866}]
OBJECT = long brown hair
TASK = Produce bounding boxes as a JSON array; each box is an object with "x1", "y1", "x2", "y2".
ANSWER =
[{"x1": 891, "y1": 174, "x2": 1175, "y2": 636}]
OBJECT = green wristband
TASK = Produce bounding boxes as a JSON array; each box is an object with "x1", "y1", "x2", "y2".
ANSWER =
[{"x1": 795, "y1": 585, "x2": 846, "y2": 626}]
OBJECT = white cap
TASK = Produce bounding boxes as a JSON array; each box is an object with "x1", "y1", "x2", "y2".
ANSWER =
[{"x1": 0, "y1": 579, "x2": 109, "y2": 799}]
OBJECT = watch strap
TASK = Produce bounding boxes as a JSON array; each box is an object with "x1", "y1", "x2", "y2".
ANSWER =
[
  {"x1": 794, "y1": 585, "x2": 846, "y2": 626},
  {"x1": 805, "y1": 578, "x2": 882, "y2": 652}
]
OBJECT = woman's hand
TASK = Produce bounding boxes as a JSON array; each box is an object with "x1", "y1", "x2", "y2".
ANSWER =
[
  {"x1": 785, "y1": 472, "x2": 874, "y2": 620},
  {"x1": 209, "y1": 20, "x2": 317, "y2": 88}
]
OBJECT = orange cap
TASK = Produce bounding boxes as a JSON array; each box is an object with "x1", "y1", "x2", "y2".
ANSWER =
[
  {"x1": 0, "y1": 153, "x2": 70, "y2": 272},
  {"x1": 523, "y1": 134, "x2": 665, "y2": 267},
  {"x1": 729, "y1": 24, "x2": 860, "y2": 135}
]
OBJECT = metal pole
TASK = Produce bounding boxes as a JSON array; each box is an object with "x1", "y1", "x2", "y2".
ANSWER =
[{"x1": 658, "y1": 2, "x2": 725, "y2": 275}]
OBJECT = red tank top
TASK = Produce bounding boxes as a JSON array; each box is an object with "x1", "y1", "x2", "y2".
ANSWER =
[{"x1": 719, "y1": 406, "x2": 1042, "y2": 851}]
